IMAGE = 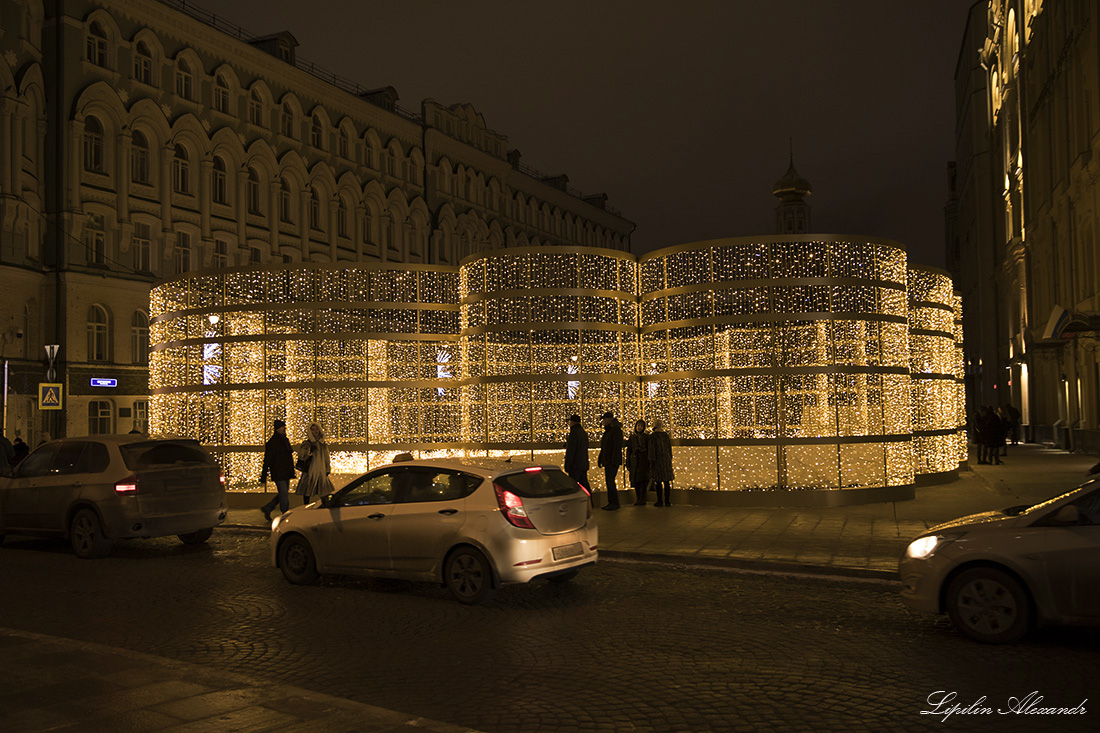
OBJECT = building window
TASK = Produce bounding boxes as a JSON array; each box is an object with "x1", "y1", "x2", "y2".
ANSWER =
[
  {"x1": 172, "y1": 145, "x2": 189, "y2": 194},
  {"x1": 247, "y1": 168, "x2": 261, "y2": 214},
  {"x1": 281, "y1": 103, "x2": 294, "y2": 137},
  {"x1": 213, "y1": 75, "x2": 230, "y2": 113},
  {"x1": 87, "y1": 305, "x2": 109, "y2": 362},
  {"x1": 133, "y1": 221, "x2": 151, "y2": 272},
  {"x1": 212, "y1": 156, "x2": 227, "y2": 204},
  {"x1": 131, "y1": 130, "x2": 150, "y2": 184},
  {"x1": 86, "y1": 22, "x2": 108, "y2": 67},
  {"x1": 337, "y1": 200, "x2": 348, "y2": 237},
  {"x1": 249, "y1": 89, "x2": 264, "y2": 125},
  {"x1": 175, "y1": 59, "x2": 193, "y2": 99},
  {"x1": 85, "y1": 213, "x2": 106, "y2": 265},
  {"x1": 131, "y1": 311, "x2": 149, "y2": 364},
  {"x1": 309, "y1": 188, "x2": 322, "y2": 231},
  {"x1": 311, "y1": 116, "x2": 324, "y2": 148},
  {"x1": 386, "y1": 148, "x2": 396, "y2": 176},
  {"x1": 338, "y1": 129, "x2": 349, "y2": 158},
  {"x1": 175, "y1": 232, "x2": 191, "y2": 274},
  {"x1": 83, "y1": 116, "x2": 105, "y2": 172},
  {"x1": 88, "y1": 400, "x2": 113, "y2": 435},
  {"x1": 250, "y1": 246, "x2": 262, "y2": 264},
  {"x1": 133, "y1": 41, "x2": 152, "y2": 84},
  {"x1": 133, "y1": 400, "x2": 148, "y2": 433},
  {"x1": 280, "y1": 178, "x2": 293, "y2": 223},
  {"x1": 213, "y1": 239, "x2": 228, "y2": 268}
]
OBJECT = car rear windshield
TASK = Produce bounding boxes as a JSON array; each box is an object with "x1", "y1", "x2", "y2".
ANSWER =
[
  {"x1": 120, "y1": 440, "x2": 214, "y2": 470},
  {"x1": 495, "y1": 469, "x2": 579, "y2": 498}
]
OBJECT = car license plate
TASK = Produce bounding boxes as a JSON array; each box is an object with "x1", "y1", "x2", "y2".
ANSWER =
[{"x1": 552, "y1": 542, "x2": 583, "y2": 561}]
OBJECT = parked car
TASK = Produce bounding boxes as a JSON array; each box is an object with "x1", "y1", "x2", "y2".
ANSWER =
[
  {"x1": 0, "y1": 436, "x2": 227, "y2": 558},
  {"x1": 899, "y1": 479, "x2": 1100, "y2": 643},
  {"x1": 270, "y1": 458, "x2": 598, "y2": 604}
]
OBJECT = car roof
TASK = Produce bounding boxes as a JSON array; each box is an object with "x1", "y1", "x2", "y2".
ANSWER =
[
  {"x1": 382, "y1": 457, "x2": 563, "y2": 477},
  {"x1": 38, "y1": 435, "x2": 201, "y2": 447}
]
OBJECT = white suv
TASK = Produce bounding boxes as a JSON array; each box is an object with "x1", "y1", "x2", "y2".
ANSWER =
[{"x1": 270, "y1": 458, "x2": 597, "y2": 604}]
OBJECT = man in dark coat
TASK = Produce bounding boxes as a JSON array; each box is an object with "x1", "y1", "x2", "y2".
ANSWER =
[
  {"x1": 563, "y1": 414, "x2": 590, "y2": 496},
  {"x1": 11, "y1": 437, "x2": 29, "y2": 466},
  {"x1": 260, "y1": 419, "x2": 295, "y2": 521},
  {"x1": 597, "y1": 410, "x2": 624, "y2": 510}
]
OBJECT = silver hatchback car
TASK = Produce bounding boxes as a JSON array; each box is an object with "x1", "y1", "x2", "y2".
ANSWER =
[
  {"x1": 0, "y1": 436, "x2": 227, "y2": 558},
  {"x1": 270, "y1": 458, "x2": 598, "y2": 604}
]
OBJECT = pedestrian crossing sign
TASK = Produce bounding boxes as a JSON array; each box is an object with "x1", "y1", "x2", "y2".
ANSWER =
[{"x1": 38, "y1": 383, "x2": 63, "y2": 410}]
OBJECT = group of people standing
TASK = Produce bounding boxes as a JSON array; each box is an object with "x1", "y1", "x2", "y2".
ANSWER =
[
  {"x1": 973, "y1": 404, "x2": 1021, "y2": 465},
  {"x1": 259, "y1": 419, "x2": 335, "y2": 521},
  {"x1": 564, "y1": 411, "x2": 674, "y2": 511},
  {"x1": 0, "y1": 431, "x2": 30, "y2": 469}
]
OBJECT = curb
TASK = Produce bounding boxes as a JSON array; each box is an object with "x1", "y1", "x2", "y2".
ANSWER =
[
  {"x1": 598, "y1": 550, "x2": 898, "y2": 582},
  {"x1": 214, "y1": 525, "x2": 898, "y2": 582},
  {"x1": 2, "y1": 627, "x2": 482, "y2": 733}
]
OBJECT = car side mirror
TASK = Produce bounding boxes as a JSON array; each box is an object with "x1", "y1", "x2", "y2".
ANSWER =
[
  {"x1": 320, "y1": 493, "x2": 335, "y2": 509},
  {"x1": 0, "y1": 464, "x2": 11, "y2": 478},
  {"x1": 1052, "y1": 505, "x2": 1080, "y2": 525}
]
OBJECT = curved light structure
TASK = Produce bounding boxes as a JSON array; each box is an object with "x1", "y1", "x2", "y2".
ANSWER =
[{"x1": 149, "y1": 237, "x2": 966, "y2": 506}]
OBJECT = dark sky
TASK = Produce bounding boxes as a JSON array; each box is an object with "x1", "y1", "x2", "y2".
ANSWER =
[{"x1": 209, "y1": 0, "x2": 978, "y2": 267}]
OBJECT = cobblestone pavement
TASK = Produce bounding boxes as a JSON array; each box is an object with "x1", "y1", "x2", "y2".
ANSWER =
[{"x1": 1, "y1": 530, "x2": 1097, "y2": 732}]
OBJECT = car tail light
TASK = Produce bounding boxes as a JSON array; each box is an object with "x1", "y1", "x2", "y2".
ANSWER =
[
  {"x1": 494, "y1": 482, "x2": 535, "y2": 529},
  {"x1": 219, "y1": 473, "x2": 226, "y2": 485},
  {"x1": 115, "y1": 476, "x2": 139, "y2": 494},
  {"x1": 576, "y1": 480, "x2": 591, "y2": 496},
  {"x1": 524, "y1": 466, "x2": 542, "y2": 473}
]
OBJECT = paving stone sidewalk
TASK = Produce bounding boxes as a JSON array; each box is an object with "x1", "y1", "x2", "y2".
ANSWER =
[
  {"x1": 0, "y1": 628, "x2": 481, "y2": 733},
  {"x1": 227, "y1": 443, "x2": 1098, "y2": 580}
]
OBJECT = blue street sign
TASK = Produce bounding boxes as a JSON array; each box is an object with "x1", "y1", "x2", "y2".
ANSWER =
[{"x1": 90, "y1": 378, "x2": 118, "y2": 388}]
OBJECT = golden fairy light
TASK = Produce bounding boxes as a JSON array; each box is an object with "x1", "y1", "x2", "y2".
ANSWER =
[{"x1": 149, "y1": 237, "x2": 965, "y2": 500}]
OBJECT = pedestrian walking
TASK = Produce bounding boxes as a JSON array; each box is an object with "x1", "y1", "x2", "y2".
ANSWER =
[
  {"x1": 974, "y1": 406, "x2": 992, "y2": 464},
  {"x1": 648, "y1": 419, "x2": 674, "y2": 507},
  {"x1": 563, "y1": 414, "x2": 590, "y2": 496},
  {"x1": 11, "y1": 437, "x2": 28, "y2": 466},
  {"x1": 597, "y1": 411, "x2": 624, "y2": 510},
  {"x1": 1006, "y1": 403, "x2": 1022, "y2": 445},
  {"x1": 295, "y1": 422, "x2": 334, "y2": 504},
  {"x1": 0, "y1": 430, "x2": 13, "y2": 469},
  {"x1": 626, "y1": 419, "x2": 650, "y2": 505},
  {"x1": 992, "y1": 407, "x2": 1008, "y2": 463},
  {"x1": 259, "y1": 419, "x2": 295, "y2": 522}
]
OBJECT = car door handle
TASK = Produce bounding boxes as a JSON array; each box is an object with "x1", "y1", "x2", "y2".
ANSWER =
[
  {"x1": 368, "y1": 513, "x2": 385, "y2": 520},
  {"x1": 72, "y1": 482, "x2": 82, "y2": 488},
  {"x1": 438, "y1": 508, "x2": 458, "y2": 515}
]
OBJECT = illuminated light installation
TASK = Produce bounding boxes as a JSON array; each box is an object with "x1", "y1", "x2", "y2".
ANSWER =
[
  {"x1": 149, "y1": 237, "x2": 966, "y2": 506},
  {"x1": 907, "y1": 266, "x2": 965, "y2": 478}
]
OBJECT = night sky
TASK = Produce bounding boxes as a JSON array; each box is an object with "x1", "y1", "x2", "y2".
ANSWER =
[{"x1": 208, "y1": 0, "x2": 978, "y2": 267}]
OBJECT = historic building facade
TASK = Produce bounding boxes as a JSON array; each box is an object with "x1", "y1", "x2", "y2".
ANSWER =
[
  {"x1": 948, "y1": 0, "x2": 1100, "y2": 451},
  {"x1": 0, "y1": 0, "x2": 633, "y2": 446}
]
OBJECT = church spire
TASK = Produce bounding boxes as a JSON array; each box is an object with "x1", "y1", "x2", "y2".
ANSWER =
[{"x1": 773, "y1": 143, "x2": 812, "y2": 234}]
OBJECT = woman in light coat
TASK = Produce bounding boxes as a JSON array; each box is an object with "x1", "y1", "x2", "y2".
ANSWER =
[
  {"x1": 647, "y1": 419, "x2": 674, "y2": 507},
  {"x1": 295, "y1": 422, "x2": 334, "y2": 503}
]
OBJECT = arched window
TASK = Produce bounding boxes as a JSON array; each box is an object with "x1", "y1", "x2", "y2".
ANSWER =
[
  {"x1": 311, "y1": 115, "x2": 324, "y2": 148},
  {"x1": 386, "y1": 147, "x2": 397, "y2": 176},
  {"x1": 337, "y1": 199, "x2": 348, "y2": 237},
  {"x1": 280, "y1": 178, "x2": 293, "y2": 222},
  {"x1": 363, "y1": 140, "x2": 374, "y2": 168},
  {"x1": 87, "y1": 304, "x2": 109, "y2": 362},
  {"x1": 130, "y1": 311, "x2": 149, "y2": 364},
  {"x1": 281, "y1": 102, "x2": 294, "y2": 137},
  {"x1": 249, "y1": 89, "x2": 264, "y2": 125},
  {"x1": 338, "y1": 128, "x2": 350, "y2": 158},
  {"x1": 133, "y1": 41, "x2": 152, "y2": 84},
  {"x1": 309, "y1": 188, "x2": 322, "y2": 231},
  {"x1": 175, "y1": 58, "x2": 193, "y2": 99},
  {"x1": 131, "y1": 130, "x2": 150, "y2": 184},
  {"x1": 83, "y1": 116, "x2": 104, "y2": 172},
  {"x1": 213, "y1": 75, "x2": 230, "y2": 113},
  {"x1": 211, "y1": 155, "x2": 227, "y2": 204},
  {"x1": 247, "y1": 167, "x2": 261, "y2": 214},
  {"x1": 85, "y1": 22, "x2": 107, "y2": 66},
  {"x1": 172, "y1": 145, "x2": 189, "y2": 194},
  {"x1": 85, "y1": 213, "x2": 106, "y2": 265},
  {"x1": 88, "y1": 400, "x2": 114, "y2": 435}
]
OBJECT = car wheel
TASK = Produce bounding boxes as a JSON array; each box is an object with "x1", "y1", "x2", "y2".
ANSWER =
[
  {"x1": 177, "y1": 528, "x2": 214, "y2": 545},
  {"x1": 445, "y1": 547, "x2": 495, "y2": 605},
  {"x1": 70, "y1": 508, "x2": 113, "y2": 559},
  {"x1": 279, "y1": 535, "x2": 319, "y2": 585},
  {"x1": 547, "y1": 569, "x2": 580, "y2": 583},
  {"x1": 946, "y1": 567, "x2": 1031, "y2": 644}
]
